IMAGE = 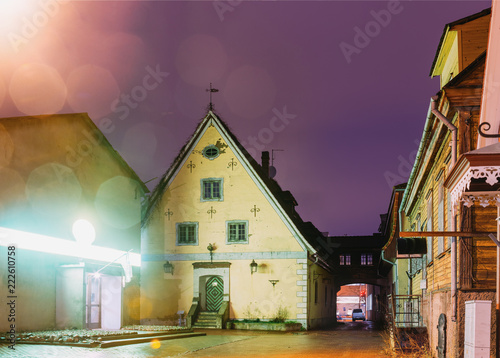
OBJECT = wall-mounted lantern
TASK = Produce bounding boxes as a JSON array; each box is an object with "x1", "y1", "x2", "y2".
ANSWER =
[
  {"x1": 269, "y1": 279, "x2": 279, "y2": 287},
  {"x1": 163, "y1": 261, "x2": 174, "y2": 275},
  {"x1": 250, "y1": 259, "x2": 258, "y2": 274}
]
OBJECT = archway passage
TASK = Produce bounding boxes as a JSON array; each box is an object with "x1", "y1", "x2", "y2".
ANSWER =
[
  {"x1": 206, "y1": 276, "x2": 224, "y2": 311},
  {"x1": 336, "y1": 283, "x2": 383, "y2": 323}
]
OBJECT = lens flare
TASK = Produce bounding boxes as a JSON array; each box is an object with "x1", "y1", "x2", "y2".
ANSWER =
[
  {"x1": 0, "y1": 1, "x2": 38, "y2": 35},
  {"x1": 150, "y1": 339, "x2": 161, "y2": 349},
  {"x1": 25, "y1": 163, "x2": 82, "y2": 218},
  {"x1": 66, "y1": 64, "x2": 120, "y2": 118},
  {"x1": 72, "y1": 219, "x2": 96, "y2": 245},
  {"x1": 95, "y1": 176, "x2": 142, "y2": 229},
  {"x1": 9, "y1": 63, "x2": 67, "y2": 115}
]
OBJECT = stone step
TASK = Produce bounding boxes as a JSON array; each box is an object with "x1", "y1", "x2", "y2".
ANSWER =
[
  {"x1": 193, "y1": 321, "x2": 217, "y2": 326},
  {"x1": 100, "y1": 332, "x2": 206, "y2": 348},
  {"x1": 196, "y1": 317, "x2": 217, "y2": 322}
]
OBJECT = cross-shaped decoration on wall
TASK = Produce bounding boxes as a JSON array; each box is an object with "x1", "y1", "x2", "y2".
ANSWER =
[
  {"x1": 250, "y1": 205, "x2": 261, "y2": 217},
  {"x1": 164, "y1": 209, "x2": 174, "y2": 221},
  {"x1": 187, "y1": 160, "x2": 196, "y2": 173},
  {"x1": 207, "y1": 206, "x2": 216, "y2": 219},
  {"x1": 227, "y1": 158, "x2": 237, "y2": 171}
]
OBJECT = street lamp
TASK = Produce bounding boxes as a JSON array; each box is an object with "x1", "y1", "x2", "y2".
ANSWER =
[{"x1": 250, "y1": 259, "x2": 258, "y2": 274}]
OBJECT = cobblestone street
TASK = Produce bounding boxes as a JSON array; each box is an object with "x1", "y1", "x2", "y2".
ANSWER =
[{"x1": 0, "y1": 323, "x2": 387, "y2": 358}]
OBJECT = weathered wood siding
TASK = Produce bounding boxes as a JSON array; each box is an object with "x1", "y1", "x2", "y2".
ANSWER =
[{"x1": 454, "y1": 15, "x2": 490, "y2": 71}]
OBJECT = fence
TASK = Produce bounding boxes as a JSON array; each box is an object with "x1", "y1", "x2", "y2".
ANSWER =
[{"x1": 387, "y1": 294, "x2": 423, "y2": 327}]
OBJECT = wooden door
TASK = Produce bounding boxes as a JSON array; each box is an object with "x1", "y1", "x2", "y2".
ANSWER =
[{"x1": 206, "y1": 276, "x2": 223, "y2": 312}]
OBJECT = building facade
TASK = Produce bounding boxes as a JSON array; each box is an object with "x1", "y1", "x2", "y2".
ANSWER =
[
  {"x1": 399, "y1": 8, "x2": 496, "y2": 357},
  {"x1": 0, "y1": 113, "x2": 146, "y2": 332},
  {"x1": 141, "y1": 110, "x2": 335, "y2": 329}
]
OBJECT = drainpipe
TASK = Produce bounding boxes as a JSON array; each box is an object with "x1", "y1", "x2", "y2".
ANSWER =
[
  {"x1": 380, "y1": 250, "x2": 397, "y2": 295},
  {"x1": 430, "y1": 95, "x2": 458, "y2": 322}
]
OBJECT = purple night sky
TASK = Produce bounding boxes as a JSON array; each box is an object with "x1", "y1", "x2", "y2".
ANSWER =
[{"x1": 0, "y1": 0, "x2": 491, "y2": 236}]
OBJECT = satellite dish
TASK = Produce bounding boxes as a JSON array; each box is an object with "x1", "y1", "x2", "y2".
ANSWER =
[{"x1": 269, "y1": 166, "x2": 277, "y2": 178}]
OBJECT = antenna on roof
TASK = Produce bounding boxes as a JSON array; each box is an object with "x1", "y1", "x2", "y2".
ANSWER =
[
  {"x1": 206, "y1": 83, "x2": 219, "y2": 111},
  {"x1": 270, "y1": 149, "x2": 284, "y2": 179}
]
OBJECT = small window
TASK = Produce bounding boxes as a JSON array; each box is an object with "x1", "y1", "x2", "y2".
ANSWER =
[
  {"x1": 226, "y1": 220, "x2": 248, "y2": 244},
  {"x1": 340, "y1": 254, "x2": 351, "y2": 266},
  {"x1": 202, "y1": 145, "x2": 220, "y2": 160},
  {"x1": 201, "y1": 178, "x2": 223, "y2": 201},
  {"x1": 176, "y1": 222, "x2": 198, "y2": 245},
  {"x1": 361, "y1": 254, "x2": 373, "y2": 266}
]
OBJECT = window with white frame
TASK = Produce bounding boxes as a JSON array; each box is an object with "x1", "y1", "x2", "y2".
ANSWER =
[
  {"x1": 201, "y1": 178, "x2": 223, "y2": 201},
  {"x1": 176, "y1": 222, "x2": 198, "y2": 245},
  {"x1": 226, "y1": 220, "x2": 248, "y2": 243}
]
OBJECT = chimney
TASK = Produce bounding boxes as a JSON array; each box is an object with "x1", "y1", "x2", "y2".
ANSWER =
[{"x1": 261, "y1": 151, "x2": 270, "y2": 177}]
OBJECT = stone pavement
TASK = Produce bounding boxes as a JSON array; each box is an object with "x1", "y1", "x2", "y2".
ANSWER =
[{"x1": 0, "y1": 323, "x2": 387, "y2": 358}]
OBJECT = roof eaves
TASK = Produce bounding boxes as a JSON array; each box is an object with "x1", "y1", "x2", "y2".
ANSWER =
[{"x1": 429, "y1": 8, "x2": 491, "y2": 77}]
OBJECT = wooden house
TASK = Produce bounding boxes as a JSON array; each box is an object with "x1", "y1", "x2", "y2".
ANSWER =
[
  {"x1": 141, "y1": 110, "x2": 335, "y2": 330},
  {"x1": 399, "y1": 8, "x2": 495, "y2": 357},
  {"x1": 0, "y1": 113, "x2": 147, "y2": 332}
]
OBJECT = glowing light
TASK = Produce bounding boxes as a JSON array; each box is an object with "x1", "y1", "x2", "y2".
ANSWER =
[
  {"x1": 72, "y1": 219, "x2": 96, "y2": 246},
  {"x1": 0, "y1": 226, "x2": 141, "y2": 266},
  {"x1": 150, "y1": 339, "x2": 161, "y2": 349},
  {"x1": 0, "y1": 1, "x2": 37, "y2": 34},
  {"x1": 93, "y1": 272, "x2": 101, "y2": 279},
  {"x1": 9, "y1": 63, "x2": 67, "y2": 115}
]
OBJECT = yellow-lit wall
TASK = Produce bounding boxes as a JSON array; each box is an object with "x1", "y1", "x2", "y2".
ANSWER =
[{"x1": 142, "y1": 120, "x2": 335, "y2": 328}]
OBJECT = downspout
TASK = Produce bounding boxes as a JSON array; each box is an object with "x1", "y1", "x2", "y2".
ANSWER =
[
  {"x1": 380, "y1": 250, "x2": 397, "y2": 295},
  {"x1": 430, "y1": 95, "x2": 458, "y2": 322}
]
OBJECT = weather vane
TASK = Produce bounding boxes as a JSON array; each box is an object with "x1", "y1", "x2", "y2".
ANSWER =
[{"x1": 206, "y1": 83, "x2": 219, "y2": 111}]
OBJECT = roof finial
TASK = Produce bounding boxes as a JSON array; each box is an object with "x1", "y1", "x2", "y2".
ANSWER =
[{"x1": 206, "y1": 83, "x2": 219, "y2": 111}]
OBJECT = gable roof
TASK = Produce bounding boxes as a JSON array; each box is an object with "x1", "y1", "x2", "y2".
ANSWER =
[
  {"x1": 0, "y1": 112, "x2": 148, "y2": 194},
  {"x1": 430, "y1": 7, "x2": 491, "y2": 77},
  {"x1": 144, "y1": 110, "x2": 331, "y2": 270}
]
